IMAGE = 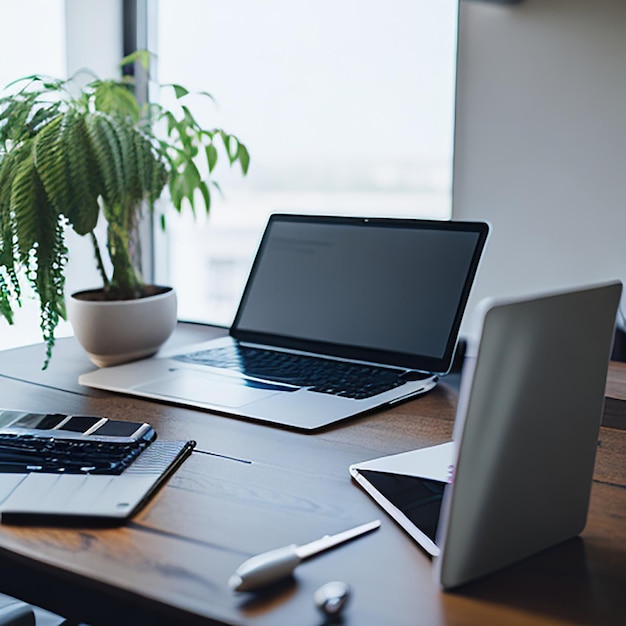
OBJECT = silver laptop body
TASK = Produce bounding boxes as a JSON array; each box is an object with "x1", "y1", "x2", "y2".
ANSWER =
[
  {"x1": 0, "y1": 410, "x2": 194, "y2": 523},
  {"x1": 80, "y1": 215, "x2": 489, "y2": 430},
  {"x1": 350, "y1": 280, "x2": 621, "y2": 588}
]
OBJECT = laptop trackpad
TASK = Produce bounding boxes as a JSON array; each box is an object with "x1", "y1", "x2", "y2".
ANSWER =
[{"x1": 134, "y1": 370, "x2": 288, "y2": 408}]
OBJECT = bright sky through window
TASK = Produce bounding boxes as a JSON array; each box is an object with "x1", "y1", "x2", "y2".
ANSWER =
[{"x1": 156, "y1": 0, "x2": 459, "y2": 325}]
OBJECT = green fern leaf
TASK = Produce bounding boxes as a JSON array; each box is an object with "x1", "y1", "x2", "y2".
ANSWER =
[
  {"x1": 85, "y1": 112, "x2": 128, "y2": 207},
  {"x1": 32, "y1": 114, "x2": 71, "y2": 216},
  {"x1": 94, "y1": 80, "x2": 140, "y2": 123},
  {"x1": 5, "y1": 141, "x2": 67, "y2": 363},
  {"x1": 149, "y1": 153, "x2": 168, "y2": 204},
  {"x1": 0, "y1": 273, "x2": 14, "y2": 324},
  {"x1": 31, "y1": 109, "x2": 101, "y2": 236},
  {"x1": 64, "y1": 112, "x2": 102, "y2": 234},
  {"x1": 132, "y1": 127, "x2": 167, "y2": 205},
  {"x1": 132, "y1": 128, "x2": 147, "y2": 199},
  {"x1": 9, "y1": 151, "x2": 41, "y2": 260},
  {"x1": 33, "y1": 218, "x2": 68, "y2": 367},
  {"x1": 124, "y1": 123, "x2": 143, "y2": 204}
]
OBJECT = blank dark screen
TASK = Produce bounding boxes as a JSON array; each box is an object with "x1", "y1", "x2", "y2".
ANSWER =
[
  {"x1": 235, "y1": 219, "x2": 481, "y2": 359},
  {"x1": 358, "y1": 470, "x2": 446, "y2": 544}
]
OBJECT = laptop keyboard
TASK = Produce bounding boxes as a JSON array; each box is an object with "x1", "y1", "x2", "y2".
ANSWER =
[
  {"x1": 0, "y1": 433, "x2": 149, "y2": 475},
  {"x1": 174, "y1": 345, "x2": 429, "y2": 399}
]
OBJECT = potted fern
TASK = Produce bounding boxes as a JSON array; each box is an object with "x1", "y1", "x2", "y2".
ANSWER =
[{"x1": 0, "y1": 51, "x2": 249, "y2": 367}]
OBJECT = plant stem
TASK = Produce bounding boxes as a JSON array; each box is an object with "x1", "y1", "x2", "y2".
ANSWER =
[
  {"x1": 90, "y1": 231, "x2": 110, "y2": 291},
  {"x1": 107, "y1": 200, "x2": 142, "y2": 300}
]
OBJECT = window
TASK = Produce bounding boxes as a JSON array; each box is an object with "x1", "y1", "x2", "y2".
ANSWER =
[
  {"x1": 155, "y1": 0, "x2": 458, "y2": 326},
  {"x1": 0, "y1": 0, "x2": 66, "y2": 350}
]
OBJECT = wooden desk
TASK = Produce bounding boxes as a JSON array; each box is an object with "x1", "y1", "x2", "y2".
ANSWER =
[{"x1": 0, "y1": 324, "x2": 624, "y2": 626}]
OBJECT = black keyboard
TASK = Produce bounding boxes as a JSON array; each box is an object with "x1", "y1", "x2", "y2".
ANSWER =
[
  {"x1": 0, "y1": 433, "x2": 150, "y2": 475},
  {"x1": 174, "y1": 345, "x2": 428, "y2": 399}
]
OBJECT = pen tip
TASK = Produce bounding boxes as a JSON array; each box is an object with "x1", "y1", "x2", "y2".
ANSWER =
[{"x1": 228, "y1": 574, "x2": 243, "y2": 591}]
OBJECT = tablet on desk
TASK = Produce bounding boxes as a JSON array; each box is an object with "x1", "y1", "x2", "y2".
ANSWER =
[{"x1": 0, "y1": 409, "x2": 195, "y2": 523}]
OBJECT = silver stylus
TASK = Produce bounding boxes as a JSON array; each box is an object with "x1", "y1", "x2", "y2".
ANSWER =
[{"x1": 228, "y1": 519, "x2": 381, "y2": 592}]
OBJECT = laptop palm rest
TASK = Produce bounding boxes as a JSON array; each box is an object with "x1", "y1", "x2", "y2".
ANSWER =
[{"x1": 134, "y1": 369, "x2": 288, "y2": 408}]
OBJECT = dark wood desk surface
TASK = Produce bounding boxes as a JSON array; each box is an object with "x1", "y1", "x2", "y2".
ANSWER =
[{"x1": 0, "y1": 324, "x2": 624, "y2": 626}]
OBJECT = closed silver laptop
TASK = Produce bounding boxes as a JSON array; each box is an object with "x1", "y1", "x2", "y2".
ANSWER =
[{"x1": 350, "y1": 280, "x2": 621, "y2": 588}]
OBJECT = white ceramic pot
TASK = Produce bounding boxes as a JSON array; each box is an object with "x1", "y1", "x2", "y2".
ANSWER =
[{"x1": 68, "y1": 286, "x2": 177, "y2": 367}]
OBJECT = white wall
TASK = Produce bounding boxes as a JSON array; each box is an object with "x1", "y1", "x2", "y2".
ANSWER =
[
  {"x1": 453, "y1": 0, "x2": 626, "y2": 339},
  {"x1": 63, "y1": 0, "x2": 124, "y2": 296},
  {"x1": 65, "y1": 0, "x2": 122, "y2": 78}
]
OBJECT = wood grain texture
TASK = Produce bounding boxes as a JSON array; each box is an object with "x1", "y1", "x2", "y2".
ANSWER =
[
  {"x1": 0, "y1": 328, "x2": 623, "y2": 625},
  {"x1": 603, "y1": 361, "x2": 626, "y2": 430}
]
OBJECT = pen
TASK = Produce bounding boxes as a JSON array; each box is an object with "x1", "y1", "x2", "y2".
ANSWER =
[{"x1": 228, "y1": 519, "x2": 381, "y2": 592}]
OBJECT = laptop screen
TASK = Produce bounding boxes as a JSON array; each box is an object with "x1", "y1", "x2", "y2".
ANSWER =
[{"x1": 232, "y1": 215, "x2": 488, "y2": 372}]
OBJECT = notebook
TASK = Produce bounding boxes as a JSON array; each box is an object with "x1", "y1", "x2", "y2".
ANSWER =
[
  {"x1": 79, "y1": 214, "x2": 489, "y2": 430},
  {"x1": 0, "y1": 409, "x2": 195, "y2": 523},
  {"x1": 350, "y1": 280, "x2": 622, "y2": 588}
]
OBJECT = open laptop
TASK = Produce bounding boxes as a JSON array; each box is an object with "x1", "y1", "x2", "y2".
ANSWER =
[
  {"x1": 350, "y1": 280, "x2": 622, "y2": 588},
  {"x1": 0, "y1": 409, "x2": 195, "y2": 523},
  {"x1": 80, "y1": 214, "x2": 489, "y2": 430}
]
